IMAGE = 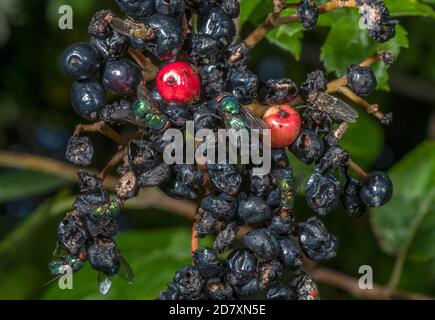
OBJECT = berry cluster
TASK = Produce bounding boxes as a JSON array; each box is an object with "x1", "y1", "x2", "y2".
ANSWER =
[{"x1": 55, "y1": 0, "x2": 395, "y2": 299}]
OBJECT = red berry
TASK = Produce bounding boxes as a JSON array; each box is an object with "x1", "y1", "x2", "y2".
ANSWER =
[
  {"x1": 156, "y1": 61, "x2": 201, "y2": 103},
  {"x1": 263, "y1": 104, "x2": 301, "y2": 148}
]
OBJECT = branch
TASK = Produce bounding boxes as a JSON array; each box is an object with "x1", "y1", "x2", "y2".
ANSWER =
[
  {"x1": 74, "y1": 121, "x2": 128, "y2": 146},
  {"x1": 0, "y1": 151, "x2": 432, "y2": 300},
  {"x1": 99, "y1": 147, "x2": 128, "y2": 180},
  {"x1": 244, "y1": 0, "x2": 356, "y2": 47},
  {"x1": 128, "y1": 48, "x2": 159, "y2": 82}
]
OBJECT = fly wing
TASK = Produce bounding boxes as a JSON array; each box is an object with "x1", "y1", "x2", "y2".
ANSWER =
[
  {"x1": 314, "y1": 92, "x2": 358, "y2": 123},
  {"x1": 136, "y1": 83, "x2": 161, "y2": 114},
  {"x1": 240, "y1": 106, "x2": 268, "y2": 131},
  {"x1": 119, "y1": 255, "x2": 135, "y2": 284},
  {"x1": 110, "y1": 17, "x2": 136, "y2": 37}
]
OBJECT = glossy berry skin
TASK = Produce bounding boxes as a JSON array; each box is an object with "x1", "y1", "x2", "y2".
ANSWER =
[
  {"x1": 218, "y1": 0, "x2": 240, "y2": 18},
  {"x1": 298, "y1": 217, "x2": 338, "y2": 261},
  {"x1": 290, "y1": 129, "x2": 325, "y2": 164},
  {"x1": 87, "y1": 238, "x2": 121, "y2": 276},
  {"x1": 198, "y1": 6, "x2": 236, "y2": 49},
  {"x1": 146, "y1": 14, "x2": 183, "y2": 60},
  {"x1": 102, "y1": 59, "x2": 142, "y2": 96},
  {"x1": 200, "y1": 64, "x2": 226, "y2": 98},
  {"x1": 297, "y1": 0, "x2": 319, "y2": 30},
  {"x1": 189, "y1": 34, "x2": 220, "y2": 66},
  {"x1": 156, "y1": 61, "x2": 201, "y2": 103},
  {"x1": 193, "y1": 248, "x2": 222, "y2": 277},
  {"x1": 341, "y1": 176, "x2": 367, "y2": 217},
  {"x1": 243, "y1": 228, "x2": 280, "y2": 260},
  {"x1": 359, "y1": 171, "x2": 393, "y2": 207},
  {"x1": 263, "y1": 104, "x2": 302, "y2": 148},
  {"x1": 305, "y1": 171, "x2": 340, "y2": 215},
  {"x1": 228, "y1": 68, "x2": 258, "y2": 104},
  {"x1": 226, "y1": 249, "x2": 257, "y2": 286},
  {"x1": 60, "y1": 43, "x2": 101, "y2": 80},
  {"x1": 237, "y1": 196, "x2": 271, "y2": 225},
  {"x1": 71, "y1": 78, "x2": 106, "y2": 121},
  {"x1": 154, "y1": 0, "x2": 183, "y2": 16},
  {"x1": 347, "y1": 65, "x2": 377, "y2": 97},
  {"x1": 115, "y1": 0, "x2": 155, "y2": 20},
  {"x1": 279, "y1": 238, "x2": 303, "y2": 269}
]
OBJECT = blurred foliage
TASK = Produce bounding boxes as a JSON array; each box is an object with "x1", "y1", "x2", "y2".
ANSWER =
[{"x1": 0, "y1": 0, "x2": 434, "y2": 300}]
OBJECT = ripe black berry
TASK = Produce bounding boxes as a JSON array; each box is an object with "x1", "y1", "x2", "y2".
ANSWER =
[
  {"x1": 218, "y1": 0, "x2": 240, "y2": 19},
  {"x1": 201, "y1": 193, "x2": 237, "y2": 220},
  {"x1": 154, "y1": 0, "x2": 183, "y2": 15},
  {"x1": 297, "y1": 0, "x2": 319, "y2": 30},
  {"x1": 237, "y1": 196, "x2": 272, "y2": 225},
  {"x1": 115, "y1": 0, "x2": 155, "y2": 20},
  {"x1": 305, "y1": 171, "x2": 340, "y2": 215},
  {"x1": 161, "y1": 102, "x2": 189, "y2": 127},
  {"x1": 226, "y1": 249, "x2": 257, "y2": 287},
  {"x1": 359, "y1": 171, "x2": 393, "y2": 207},
  {"x1": 207, "y1": 164, "x2": 242, "y2": 195},
  {"x1": 193, "y1": 248, "x2": 222, "y2": 277},
  {"x1": 71, "y1": 78, "x2": 106, "y2": 120},
  {"x1": 66, "y1": 136, "x2": 94, "y2": 167},
  {"x1": 57, "y1": 213, "x2": 88, "y2": 255},
  {"x1": 347, "y1": 64, "x2": 377, "y2": 97},
  {"x1": 298, "y1": 217, "x2": 338, "y2": 261},
  {"x1": 103, "y1": 59, "x2": 142, "y2": 96},
  {"x1": 198, "y1": 6, "x2": 236, "y2": 49},
  {"x1": 267, "y1": 284, "x2": 293, "y2": 300},
  {"x1": 145, "y1": 14, "x2": 183, "y2": 60},
  {"x1": 341, "y1": 175, "x2": 367, "y2": 217},
  {"x1": 60, "y1": 43, "x2": 102, "y2": 80},
  {"x1": 189, "y1": 34, "x2": 220, "y2": 66},
  {"x1": 173, "y1": 265, "x2": 205, "y2": 299},
  {"x1": 268, "y1": 215, "x2": 293, "y2": 236},
  {"x1": 228, "y1": 68, "x2": 258, "y2": 104},
  {"x1": 200, "y1": 64, "x2": 226, "y2": 99},
  {"x1": 290, "y1": 129, "x2": 325, "y2": 164},
  {"x1": 279, "y1": 238, "x2": 303, "y2": 269}
]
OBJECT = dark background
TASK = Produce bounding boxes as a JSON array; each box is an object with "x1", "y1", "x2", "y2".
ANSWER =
[{"x1": 0, "y1": 0, "x2": 434, "y2": 299}]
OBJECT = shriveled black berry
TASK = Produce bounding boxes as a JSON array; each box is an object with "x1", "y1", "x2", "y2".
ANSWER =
[
  {"x1": 214, "y1": 221, "x2": 239, "y2": 253},
  {"x1": 347, "y1": 64, "x2": 377, "y2": 97},
  {"x1": 201, "y1": 193, "x2": 237, "y2": 220},
  {"x1": 71, "y1": 78, "x2": 106, "y2": 121},
  {"x1": 267, "y1": 284, "x2": 293, "y2": 300},
  {"x1": 359, "y1": 171, "x2": 393, "y2": 207},
  {"x1": 226, "y1": 249, "x2": 257, "y2": 287},
  {"x1": 271, "y1": 148, "x2": 289, "y2": 168},
  {"x1": 57, "y1": 213, "x2": 88, "y2": 255},
  {"x1": 268, "y1": 215, "x2": 293, "y2": 236},
  {"x1": 258, "y1": 260, "x2": 283, "y2": 289},
  {"x1": 154, "y1": 0, "x2": 183, "y2": 16},
  {"x1": 173, "y1": 265, "x2": 205, "y2": 300},
  {"x1": 206, "y1": 280, "x2": 234, "y2": 300},
  {"x1": 297, "y1": 0, "x2": 318, "y2": 30},
  {"x1": 117, "y1": 170, "x2": 139, "y2": 200},
  {"x1": 247, "y1": 170, "x2": 271, "y2": 197},
  {"x1": 84, "y1": 214, "x2": 118, "y2": 238},
  {"x1": 289, "y1": 271, "x2": 320, "y2": 300},
  {"x1": 279, "y1": 238, "x2": 303, "y2": 269},
  {"x1": 91, "y1": 31, "x2": 129, "y2": 61},
  {"x1": 357, "y1": 0, "x2": 397, "y2": 43},
  {"x1": 88, "y1": 10, "x2": 113, "y2": 39},
  {"x1": 305, "y1": 171, "x2": 340, "y2": 215},
  {"x1": 208, "y1": 164, "x2": 242, "y2": 195},
  {"x1": 189, "y1": 34, "x2": 220, "y2": 66},
  {"x1": 73, "y1": 190, "x2": 109, "y2": 216},
  {"x1": 316, "y1": 146, "x2": 349, "y2": 173},
  {"x1": 233, "y1": 278, "x2": 260, "y2": 297},
  {"x1": 103, "y1": 59, "x2": 141, "y2": 96},
  {"x1": 298, "y1": 217, "x2": 338, "y2": 261},
  {"x1": 290, "y1": 129, "x2": 325, "y2": 164},
  {"x1": 237, "y1": 196, "x2": 272, "y2": 225},
  {"x1": 341, "y1": 176, "x2": 367, "y2": 217},
  {"x1": 115, "y1": 0, "x2": 155, "y2": 20},
  {"x1": 145, "y1": 14, "x2": 183, "y2": 60},
  {"x1": 128, "y1": 140, "x2": 159, "y2": 175},
  {"x1": 198, "y1": 6, "x2": 236, "y2": 49},
  {"x1": 137, "y1": 162, "x2": 172, "y2": 187},
  {"x1": 218, "y1": 0, "x2": 240, "y2": 18},
  {"x1": 162, "y1": 180, "x2": 198, "y2": 200},
  {"x1": 193, "y1": 248, "x2": 222, "y2": 277},
  {"x1": 258, "y1": 78, "x2": 298, "y2": 105},
  {"x1": 228, "y1": 68, "x2": 258, "y2": 104},
  {"x1": 243, "y1": 228, "x2": 280, "y2": 260},
  {"x1": 60, "y1": 43, "x2": 102, "y2": 80},
  {"x1": 195, "y1": 210, "x2": 218, "y2": 237},
  {"x1": 87, "y1": 238, "x2": 121, "y2": 276},
  {"x1": 226, "y1": 42, "x2": 251, "y2": 68},
  {"x1": 66, "y1": 136, "x2": 94, "y2": 167},
  {"x1": 77, "y1": 170, "x2": 102, "y2": 193},
  {"x1": 299, "y1": 70, "x2": 327, "y2": 100},
  {"x1": 200, "y1": 64, "x2": 226, "y2": 99}
]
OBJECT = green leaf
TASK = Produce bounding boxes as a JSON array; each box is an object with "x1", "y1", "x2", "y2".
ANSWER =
[
  {"x1": 320, "y1": 11, "x2": 408, "y2": 90},
  {"x1": 267, "y1": 24, "x2": 304, "y2": 60},
  {"x1": 371, "y1": 141, "x2": 435, "y2": 261},
  {"x1": 385, "y1": 0, "x2": 435, "y2": 18},
  {"x1": 240, "y1": 0, "x2": 271, "y2": 26},
  {"x1": 0, "y1": 170, "x2": 71, "y2": 204},
  {"x1": 43, "y1": 228, "x2": 198, "y2": 299}
]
